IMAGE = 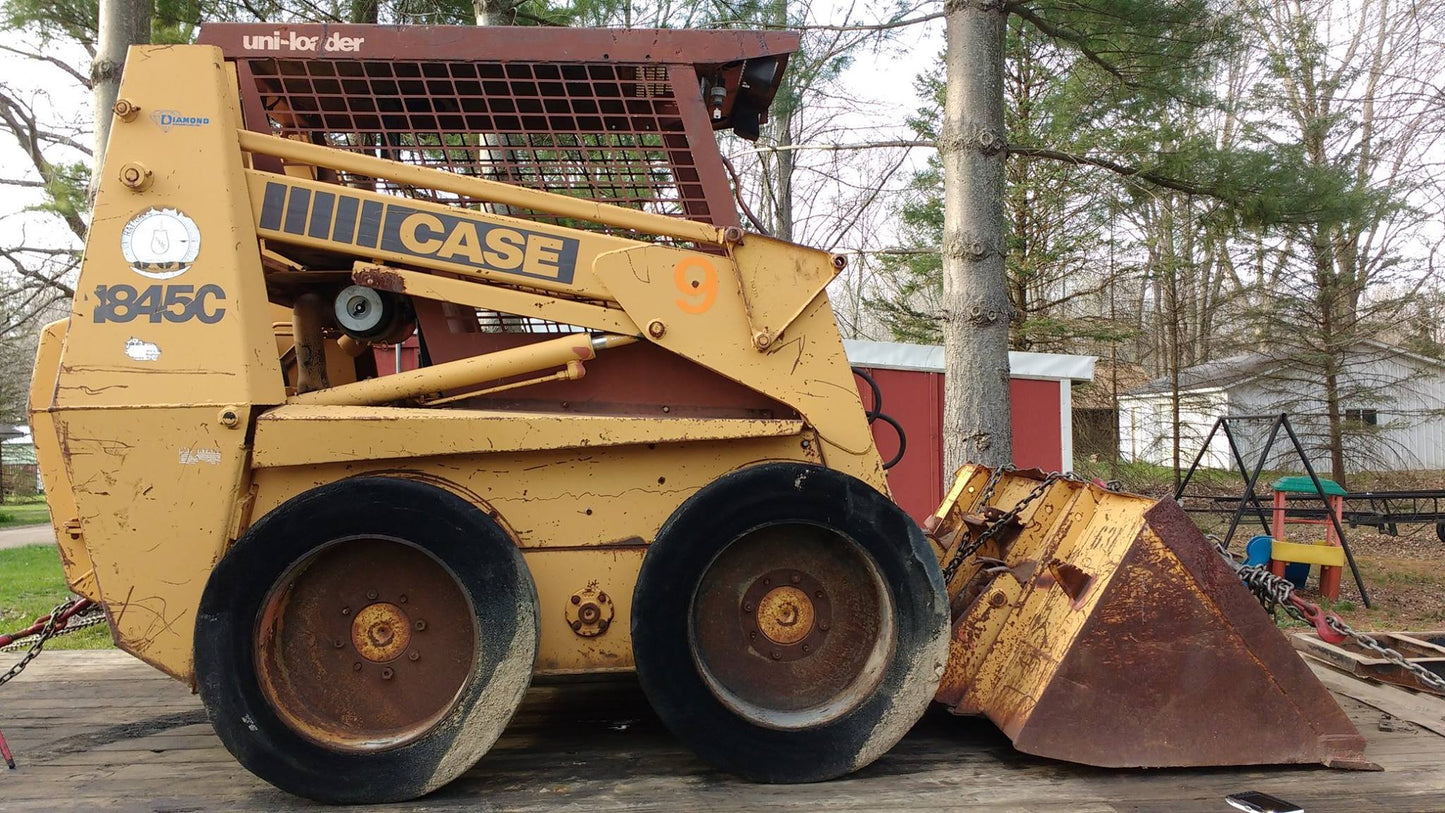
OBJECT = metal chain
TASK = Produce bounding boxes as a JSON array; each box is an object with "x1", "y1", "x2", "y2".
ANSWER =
[
  {"x1": 0, "y1": 607, "x2": 105, "y2": 653},
  {"x1": 1322, "y1": 613, "x2": 1445, "y2": 694},
  {"x1": 0, "y1": 599, "x2": 78, "y2": 688},
  {"x1": 941, "y1": 468, "x2": 1068, "y2": 584},
  {"x1": 1212, "y1": 539, "x2": 1445, "y2": 695}
]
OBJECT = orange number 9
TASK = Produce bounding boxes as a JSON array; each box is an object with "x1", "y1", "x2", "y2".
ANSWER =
[{"x1": 673, "y1": 258, "x2": 718, "y2": 314}]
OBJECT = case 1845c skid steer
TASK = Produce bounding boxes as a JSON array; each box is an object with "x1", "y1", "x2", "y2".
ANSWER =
[{"x1": 28, "y1": 25, "x2": 1369, "y2": 804}]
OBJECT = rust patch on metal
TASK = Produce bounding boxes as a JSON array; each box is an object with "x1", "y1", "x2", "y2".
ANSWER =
[
  {"x1": 755, "y1": 585, "x2": 814, "y2": 646},
  {"x1": 254, "y1": 538, "x2": 477, "y2": 752},
  {"x1": 565, "y1": 584, "x2": 615, "y2": 637},
  {"x1": 691, "y1": 525, "x2": 888, "y2": 719},
  {"x1": 739, "y1": 568, "x2": 830, "y2": 661},
  {"x1": 1045, "y1": 559, "x2": 1093, "y2": 605},
  {"x1": 353, "y1": 265, "x2": 407, "y2": 293},
  {"x1": 931, "y1": 470, "x2": 1372, "y2": 770},
  {"x1": 351, "y1": 601, "x2": 412, "y2": 662}
]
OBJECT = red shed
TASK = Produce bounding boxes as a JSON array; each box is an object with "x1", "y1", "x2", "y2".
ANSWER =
[{"x1": 844, "y1": 340, "x2": 1095, "y2": 524}]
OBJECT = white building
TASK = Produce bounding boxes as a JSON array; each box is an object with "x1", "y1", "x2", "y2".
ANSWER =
[{"x1": 1118, "y1": 341, "x2": 1445, "y2": 473}]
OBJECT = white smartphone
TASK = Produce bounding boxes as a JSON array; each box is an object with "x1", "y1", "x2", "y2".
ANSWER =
[{"x1": 1225, "y1": 791, "x2": 1304, "y2": 813}]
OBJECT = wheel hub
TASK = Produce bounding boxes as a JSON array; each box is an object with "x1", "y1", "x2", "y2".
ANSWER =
[
  {"x1": 690, "y1": 524, "x2": 892, "y2": 728},
  {"x1": 756, "y1": 586, "x2": 811, "y2": 644},
  {"x1": 255, "y1": 537, "x2": 477, "y2": 751},
  {"x1": 352, "y1": 602, "x2": 412, "y2": 662},
  {"x1": 740, "y1": 570, "x2": 831, "y2": 659}
]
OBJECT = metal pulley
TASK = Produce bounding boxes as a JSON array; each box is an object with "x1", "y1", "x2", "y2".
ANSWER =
[{"x1": 333, "y1": 284, "x2": 413, "y2": 343}]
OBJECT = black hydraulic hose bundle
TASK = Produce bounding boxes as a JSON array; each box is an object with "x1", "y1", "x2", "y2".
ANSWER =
[{"x1": 851, "y1": 367, "x2": 906, "y2": 470}]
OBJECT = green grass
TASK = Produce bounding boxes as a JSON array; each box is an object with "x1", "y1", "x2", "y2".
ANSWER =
[
  {"x1": 0, "y1": 500, "x2": 51, "y2": 528},
  {"x1": 1074, "y1": 458, "x2": 1243, "y2": 494},
  {"x1": 0, "y1": 543, "x2": 111, "y2": 650}
]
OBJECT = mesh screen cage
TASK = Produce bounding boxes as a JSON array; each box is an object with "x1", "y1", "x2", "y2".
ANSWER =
[{"x1": 198, "y1": 24, "x2": 798, "y2": 233}]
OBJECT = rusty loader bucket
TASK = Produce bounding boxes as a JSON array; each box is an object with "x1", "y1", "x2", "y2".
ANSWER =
[{"x1": 925, "y1": 465, "x2": 1373, "y2": 770}]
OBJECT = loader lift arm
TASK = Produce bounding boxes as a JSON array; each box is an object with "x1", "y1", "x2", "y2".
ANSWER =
[{"x1": 236, "y1": 127, "x2": 884, "y2": 487}]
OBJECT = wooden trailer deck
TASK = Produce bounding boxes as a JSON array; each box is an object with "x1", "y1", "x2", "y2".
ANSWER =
[{"x1": 2, "y1": 650, "x2": 1444, "y2": 812}]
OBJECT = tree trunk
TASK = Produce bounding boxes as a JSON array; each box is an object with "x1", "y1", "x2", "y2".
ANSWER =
[
  {"x1": 940, "y1": 0, "x2": 1013, "y2": 471},
  {"x1": 475, "y1": 0, "x2": 517, "y2": 26},
  {"x1": 773, "y1": 109, "x2": 795, "y2": 242},
  {"x1": 92, "y1": 0, "x2": 151, "y2": 188}
]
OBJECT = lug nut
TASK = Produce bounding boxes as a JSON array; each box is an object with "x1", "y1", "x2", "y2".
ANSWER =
[
  {"x1": 570, "y1": 620, "x2": 582, "y2": 631},
  {"x1": 398, "y1": 594, "x2": 408, "y2": 604},
  {"x1": 381, "y1": 668, "x2": 393, "y2": 680},
  {"x1": 366, "y1": 590, "x2": 378, "y2": 600},
  {"x1": 742, "y1": 602, "x2": 754, "y2": 613},
  {"x1": 802, "y1": 644, "x2": 810, "y2": 653},
  {"x1": 333, "y1": 638, "x2": 344, "y2": 649},
  {"x1": 820, "y1": 622, "x2": 830, "y2": 632},
  {"x1": 352, "y1": 662, "x2": 362, "y2": 672},
  {"x1": 791, "y1": 574, "x2": 801, "y2": 584},
  {"x1": 571, "y1": 595, "x2": 581, "y2": 605},
  {"x1": 815, "y1": 591, "x2": 824, "y2": 599},
  {"x1": 414, "y1": 620, "x2": 426, "y2": 631},
  {"x1": 341, "y1": 606, "x2": 351, "y2": 616},
  {"x1": 408, "y1": 651, "x2": 420, "y2": 662},
  {"x1": 770, "y1": 651, "x2": 781, "y2": 661},
  {"x1": 598, "y1": 592, "x2": 608, "y2": 603}
]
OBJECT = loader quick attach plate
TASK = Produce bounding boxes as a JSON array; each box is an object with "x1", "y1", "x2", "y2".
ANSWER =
[{"x1": 928, "y1": 466, "x2": 1374, "y2": 770}]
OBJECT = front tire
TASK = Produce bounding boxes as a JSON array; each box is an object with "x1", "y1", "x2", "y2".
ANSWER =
[
  {"x1": 195, "y1": 477, "x2": 538, "y2": 804},
  {"x1": 632, "y1": 462, "x2": 949, "y2": 783}
]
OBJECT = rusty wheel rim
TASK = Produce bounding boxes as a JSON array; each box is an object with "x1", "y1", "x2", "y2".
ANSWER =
[
  {"x1": 255, "y1": 536, "x2": 477, "y2": 752},
  {"x1": 688, "y1": 523, "x2": 894, "y2": 730}
]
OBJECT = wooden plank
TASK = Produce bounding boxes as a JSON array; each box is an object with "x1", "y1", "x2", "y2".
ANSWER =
[
  {"x1": 1308, "y1": 660, "x2": 1445, "y2": 737},
  {"x1": 1, "y1": 651, "x2": 1444, "y2": 812}
]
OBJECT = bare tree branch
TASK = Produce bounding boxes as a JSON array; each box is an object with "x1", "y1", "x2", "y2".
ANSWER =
[
  {"x1": 0, "y1": 86, "x2": 88, "y2": 240},
  {"x1": 0, "y1": 44, "x2": 92, "y2": 89}
]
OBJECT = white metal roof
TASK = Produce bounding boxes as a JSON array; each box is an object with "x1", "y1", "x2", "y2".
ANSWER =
[{"x1": 843, "y1": 339, "x2": 1095, "y2": 382}]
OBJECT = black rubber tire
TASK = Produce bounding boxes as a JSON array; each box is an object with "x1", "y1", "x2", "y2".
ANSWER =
[
  {"x1": 1437, "y1": 522, "x2": 1445, "y2": 545},
  {"x1": 632, "y1": 462, "x2": 949, "y2": 783},
  {"x1": 195, "y1": 477, "x2": 538, "y2": 804}
]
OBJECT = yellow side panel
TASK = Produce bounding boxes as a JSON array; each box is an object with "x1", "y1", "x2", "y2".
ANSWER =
[
  {"x1": 52, "y1": 406, "x2": 252, "y2": 681},
  {"x1": 524, "y1": 547, "x2": 643, "y2": 675},
  {"x1": 28, "y1": 318, "x2": 97, "y2": 600},
  {"x1": 252, "y1": 405, "x2": 804, "y2": 468},
  {"x1": 54, "y1": 46, "x2": 284, "y2": 409},
  {"x1": 250, "y1": 435, "x2": 819, "y2": 674}
]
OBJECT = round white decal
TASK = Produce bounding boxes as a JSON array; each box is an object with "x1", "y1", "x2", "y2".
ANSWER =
[{"x1": 120, "y1": 208, "x2": 201, "y2": 280}]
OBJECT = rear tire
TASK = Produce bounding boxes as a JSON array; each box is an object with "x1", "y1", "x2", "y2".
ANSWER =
[
  {"x1": 632, "y1": 462, "x2": 949, "y2": 783},
  {"x1": 195, "y1": 477, "x2": 537, "y2": 804}
]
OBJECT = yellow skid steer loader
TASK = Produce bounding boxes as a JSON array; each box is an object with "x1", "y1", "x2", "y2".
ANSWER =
[{"x1": 26, "y1": 31, "x2": 1366, "y2": 803}]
